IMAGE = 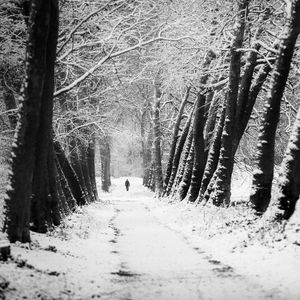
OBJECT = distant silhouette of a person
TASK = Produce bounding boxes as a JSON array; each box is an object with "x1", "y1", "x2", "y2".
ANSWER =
[{"x1": 125, "y1": 179, "x2": 130, "y2": 191}]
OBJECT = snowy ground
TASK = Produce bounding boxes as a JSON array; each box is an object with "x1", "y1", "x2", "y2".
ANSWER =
[{"x1": 0, "y1": 176, "x2": 300, "y2": 299}]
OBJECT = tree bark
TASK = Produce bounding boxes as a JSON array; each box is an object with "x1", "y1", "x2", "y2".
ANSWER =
[
  {"x1": 186, "y1": 92, "x2": 207, "y2": 202},
  {"x1": 70, "y1": 139, "x2": 90, "y2": 199},
  {"x1": 3, "y1": 0, "x2": 57, "y2": 242},
  {"x1": 142, "y1": 132, "x2": 152, "y2": 186},
  {"x1": 153, "y1": 84, "x2": 164, "y2": 197},
  {"x1": 30, "y1": 0, "x2": 60, "y2": 232},
  {"x1": 204, "y1": 92, "x2": 219, "y2": 145},
  {"x1": 236, "y1": 62, "x2": 272, "y2": 147},
  {"x1": 185, "y1": 50, "x2": 216, "y2": 202},
  {"x1": 250, "y1": 0, "x2": 300, "y2": 213},
  {"x1": 88, "y1": 139, "x2": 98, "y2": 201},
  {"x1": 165, "y1": 108, "x2": 193, "y2": 196},
  {"x1": 177, "y1": 143, "x2": 194, "y2": 201},
  {"x1": 79, "y1": 144, "x2": 95, "y2": 202},
  {"x1": 210, "y1": 0, "x2": 249, "y2": 206},
  {"x1": 164, "y1": 86, "x2": 191, "y2": 189},
  {"x1": 55, "y1": 156, "x2": 77, "y2": 212},
  {"x1": 100, "y1": 137, "x2": 111, "y2": 192},
  {"x1": 54, "y1": 141, "x2": 86, "y2": 206},
  {"x1": 172, "y1": 121, "x2": 194, "y2": 196},
  {"x1": 197, "y1": 101, "x2": 226, "y2": 203},
  {"x1": 275, "y1": 107, "x2": 300, "y2": 220}
]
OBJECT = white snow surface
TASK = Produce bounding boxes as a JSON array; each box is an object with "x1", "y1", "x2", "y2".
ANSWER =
[{"x1": 0, "y1": 175, "x2": 300, "y2": 299}]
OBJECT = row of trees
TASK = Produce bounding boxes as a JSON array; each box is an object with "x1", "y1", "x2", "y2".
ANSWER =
[
  {"x1": 0, "y1": 0, "x2": 205, "y2": 242},
  {"x1": 141, "y1": 0, "x2": 300, "y2": 222},
  {"x1": 1, "y1": 0, "x2": 300, "y2": 243}
]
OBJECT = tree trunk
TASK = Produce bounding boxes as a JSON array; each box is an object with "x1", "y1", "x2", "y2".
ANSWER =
[
  {"x1": 3, "y1": 0, "x2": 58, "y2": 242},
  {"x1": 236, "y1": 62, "x2": 272, "y2": 147},
  {"x1": 30, "y1": 0, "x2": 60, "y2": 232},
  {"x1": 184, "y1": 51, "x2": 216, "y2": 202},
  {"x1": 172, "y1": 122, "x2": 194, "y2": 196},
  {"x1": 186, "y1": 93, "x2": 207, "y2": 202},
  {"x1": 204, "y1": 92, "x2": 219, "y2": 145},
  {"x1": 55, "y1": 156, "x2": 77, "y2": 212},
  {"x1": 79, "y1": 144, "x2": 95, "y2": 202},
  {"x1": 275, "y1": 107, "x2": 300, "y2": 220},
  {"x1": 210, "y1": 0, "x2": 249, "y2": 206},
  {"x1": 88, "y1": 139, "x2": 98, "y2": 201},
  {"x1": 250, "y1": 0, "x2": 300, "y2": 213},
  {"x1": 54, "y1": 141, "x2": 86, "y2": 206},
  {"x1": 143, "y1": 133, "x2": 152, "y2": 186},
  {"x1": 197, "y1": 101, "x2": 226, "y2": 203},
  {"x1": 100, "y1": 137, "x2": 111, "y2": 192},
  {"x1": 165, "y1": 108, "x2": 193, "y2": 196},
  {"x1": 153, "y1": 84, "x2": 164, "y2": 197},
  {"x1": 177, "y1": 143, "x2": 194, "y2": 201},
  {"x1": 48, "y1": 143, "x2": 62, "y2": 225},
  {"x1": 164, "y1": 86, "x2": 190, "y2": 189}
]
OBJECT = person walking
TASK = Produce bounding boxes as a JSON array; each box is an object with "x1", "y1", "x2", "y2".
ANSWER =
[{"x1": 125, "y1": 179, "x2": 130, "y2": 191}]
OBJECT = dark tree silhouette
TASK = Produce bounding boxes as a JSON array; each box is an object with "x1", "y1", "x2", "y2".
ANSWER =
[
  {"x1": 171, "y1": 122, "x2": 194, "y2": 196},
  {"x1": 4, "y1": 0, "x2": 59, "y2": 242},
  {"x1": 185, "y1": 50, "x2": 216, "y2": 203},
  {"x1": 210, "y1": 0, "x2": 249, "y2": 206},
  {"x1": 100, "y1": 136, "x2": 111, "y2": 192},
  {"x1": 153, "y1": 83, "x2": 164, "y2": 197},
  {"x1": 164, "y1": 86, "x2": 190, "y2": 190},
  {"x1": 197, "y1": 100, "x2": 226, "y2": 203},
  {"x1": 250, "y1": 0, "x2": 300, "y2": 213},
  {"x1": 54, "y1": 141, "x2": 86, "y2": 206},
  {"x1": 165, "y1": 108, "x2": 193, "y2": 196},
  {"x1": 275, "y1": 107, "x2": 300, "y2": 220}
]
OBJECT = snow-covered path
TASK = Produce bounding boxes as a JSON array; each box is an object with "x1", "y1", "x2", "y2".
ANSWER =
[
  {"x1": 99, "y1": 196, "x2": 268, "y2": 300},
  {"x1": 1, "y1": 177, "x2": 298, "y2": 300}
]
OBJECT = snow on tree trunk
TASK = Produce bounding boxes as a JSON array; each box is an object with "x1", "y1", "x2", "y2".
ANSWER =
[
  {"x1": 235, "y1": 62, "x2": 272, "y2": 149},
  {"x1": 70, "y1": 139, "x2": 90, "y2": 199},
  {"x1": 147, "y1": 163, "x2": 156, "y2": 192},
  {"x1": 164, "y1": 86, "x2": 190, "y2": 190},
  {"x1": 275, "y1": 107, "x2": 300, "y2": 220},
  {"x1": 54, "y1": 141, "x2": 86, "y2": 206},
  {"x1": 100, "y1": 137, "x2": 111, "y2": 193},
  {"x1": 141, "y1": 114, "x2": 152, "y2": 186},
  {"x1": 250, "y1": 0, "x2": 300, "y2": 213},
  {"x1": 210, "y1": 0, "x2": 249, "y2": 206},
  {"x1": 172, "y1": 122, "x2": 194, "y2": 196},
  {"x1": 3, "y1": 0, "x2": 58, "y2": 242},
  {"x1": 143, "y1": 137, "x2": 152, "y2": 186},
  {"x1": 72, "y1": 141, "x2": 95, "y2": 203},
  {"x1": 88, "y1": 139, "x2": 98, "y2": 201},
  {"x1": 197, "y1": 100, "x2": 226, "y2": 203},
  {"x1": 185, "y1": 93, "x2": 208, "y2": 202},
  {"x1": 204, "y1": 92, "x2": 219, "y2": 145},
  {"x1": 235, "y1": 44, "x2": 259, "y2": 140},
  {"x1": 165, "y1": 108, "x2": 193, "y2": 196},
  {"x1": 55, "y1": 156, "x2": 77, "y2": 212},
  {"x1": 153, "y1": 84, "x2": 164, "y2": 197},
  {"x1": 177, "y1": 143, "x2": 194, "y2": 201},
  {"x1": 186, "y1": 50, "x2": 216, "y2": 203}
]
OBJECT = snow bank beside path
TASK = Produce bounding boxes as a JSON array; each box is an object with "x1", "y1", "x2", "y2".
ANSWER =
[{"x1": 146, "y1": 172, "x2": 300, "y2": 300}]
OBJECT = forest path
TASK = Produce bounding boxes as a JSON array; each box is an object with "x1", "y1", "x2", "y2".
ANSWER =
[
  {"x1": 83, "y1": 177, "x2": 272, "y2": 300},
  {"x1": 102, "y1": 196, "x2": 266, "y2": 300},
  {"x1": 1, "y1": 178, "x2": 278, "y2": 300}
]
